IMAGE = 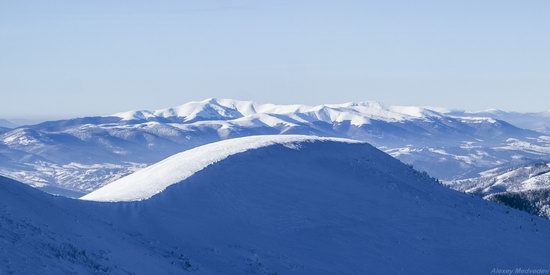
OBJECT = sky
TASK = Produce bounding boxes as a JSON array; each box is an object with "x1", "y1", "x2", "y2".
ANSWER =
[{"x1": 1, "y1": 0, "x2": 549, "y2": 119}]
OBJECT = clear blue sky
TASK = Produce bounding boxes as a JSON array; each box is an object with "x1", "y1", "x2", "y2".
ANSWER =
[{"x1": 1, "y1": 0, "x2": 549, "y2": 118}]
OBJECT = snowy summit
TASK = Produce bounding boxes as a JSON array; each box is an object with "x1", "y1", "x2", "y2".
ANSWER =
[
  {"x1": 82, "y1": 135, "x2": 361, "y2": 201},
  {"x1": 112, "y1": 98, "x2": 442, "y2": 126}
]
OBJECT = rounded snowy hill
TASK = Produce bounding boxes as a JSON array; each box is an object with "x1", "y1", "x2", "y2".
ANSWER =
[
  {"x1": 3, "y1": 135, "x2": 550, "y2": 274},
  {"x1": 78, "y1": 135, "x2": 550, "y2": 274},
  {"x1": 82, "y1": 135, "x2": 362, "y2": 201}
]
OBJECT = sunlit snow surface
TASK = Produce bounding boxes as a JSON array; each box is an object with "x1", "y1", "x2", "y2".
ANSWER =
[
  {"x1": 2, "y1": 98, "x2": 550, "y2": 195},
  {"x1": 114, "y1": 98, "x2": 440, "y2": 125},
  {"x1": 82, "y1": 135, "x2": 360, "y2": 201},
  {"x1": 2, "y1": 136, "x2": 550, "y2": 274}
]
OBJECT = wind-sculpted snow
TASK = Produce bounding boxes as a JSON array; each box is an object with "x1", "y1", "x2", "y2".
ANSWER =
[
  {"x1": 82, "y1": 135, "x2": 361, "y2": 201},
  {"x1": 3, "y1": 136, "x2": 550, "y2": 274}
]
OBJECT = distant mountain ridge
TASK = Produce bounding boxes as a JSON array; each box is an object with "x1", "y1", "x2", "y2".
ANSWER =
[
  {"x1": 111, "y1": 98, "x2": 443, "y2": 125},
  {"x1": 441, "y1": 109, "x2": 550, "y2": 134},
  {"x1": 0, "y1": 98, "x2": 549, "y2": 195},
  {"x1": 0, "y1": 118, "x2": 17, "y2": 129}
]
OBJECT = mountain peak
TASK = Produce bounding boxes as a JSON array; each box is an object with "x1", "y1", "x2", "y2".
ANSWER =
[
  {"x1": 201, "y1": 97, "x2": 219, "y2": 103},
  {"x1": 110, "y1": 99, "x2": 450, "y2": 125}
]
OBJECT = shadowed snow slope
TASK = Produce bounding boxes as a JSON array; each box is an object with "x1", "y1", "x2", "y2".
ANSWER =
[
  {"x1": 82, "y1": 135, "x2": 360, "y2": 201},
  {"x1": 2, "y1": 136, "x2": 550, "y2": 274}
]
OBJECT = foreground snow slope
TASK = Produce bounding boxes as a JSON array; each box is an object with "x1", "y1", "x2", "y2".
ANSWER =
[
  {"x1": 82, "y1": 135, "x2": 360, "y2": 201},
  {"x1": 0, "y1": 176, "x2": 198, "y2": 274},
  {"x1": 2, "y1": 136, "x2": 550, "y2": 274}
]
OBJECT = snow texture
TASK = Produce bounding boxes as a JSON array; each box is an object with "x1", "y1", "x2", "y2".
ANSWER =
[
  {"x1": 2, "y1": 136, "x2": 550, "y2": 274},
  {"x1": 1, "y1": 98, "x2": 549, "y2": 194},
  {"x1": 82, "y1": 135, "x2": 360, "y2": 201}
]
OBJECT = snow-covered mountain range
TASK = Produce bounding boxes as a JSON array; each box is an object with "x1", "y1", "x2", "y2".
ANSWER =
[
  {"x1": 444, "y1": 109, "x2": 550, "y2": 134},
  {"x1": 446, "y1": 160, "x2": 550, "y2": 219},
  {"x1": 3, "y1": 136, "x2": 550, "y2": 274},
  {"x1": 0, "y1": 98, "x2": 549, "y2": 196}
]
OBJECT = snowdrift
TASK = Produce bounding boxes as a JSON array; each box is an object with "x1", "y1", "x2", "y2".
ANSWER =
[{"x1": 2, "y1": 135, "x2": 550, "y2": 274}]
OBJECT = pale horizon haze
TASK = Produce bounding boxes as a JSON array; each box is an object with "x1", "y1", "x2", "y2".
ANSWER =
[{"x1": 1, "y1": 0, "x2": 549, "y2": 119}]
